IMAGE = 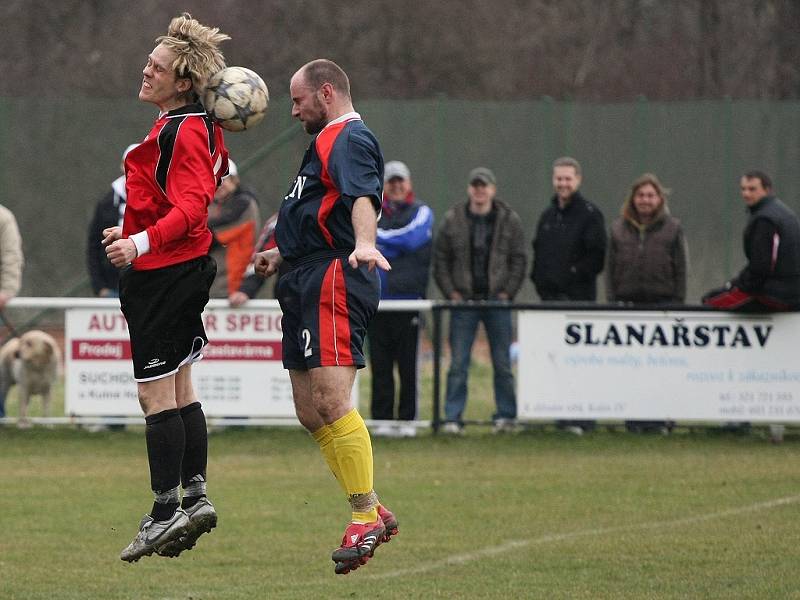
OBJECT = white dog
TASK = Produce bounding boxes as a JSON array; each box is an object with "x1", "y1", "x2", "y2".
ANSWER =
[{"x1": 0, "y1": 330, "x2": 61, "y2": 426}]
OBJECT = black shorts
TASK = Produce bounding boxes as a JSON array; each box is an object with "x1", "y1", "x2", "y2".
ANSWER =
[
  {"x1": 119, "y1": 255, "x2": 216, "y2": 381},
  {"x1": 276, "y1": 253, "x2": 379, "y2": 370}
]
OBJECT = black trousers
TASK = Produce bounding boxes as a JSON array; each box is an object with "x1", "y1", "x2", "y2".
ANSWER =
[{"x1": 367, "y1": 311, "x2": 420, "y2": 421}]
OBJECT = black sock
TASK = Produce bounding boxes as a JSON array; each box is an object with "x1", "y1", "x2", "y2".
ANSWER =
[
  {"x1": 181, "y1": 495, "x2": 203, "y2": 509},
  {"x1": 180, "y1": 402, "x2": 208, "y2": 489},
  {"x1": 150, "y1": 501, "x2": 180, "y2": 521},
  {"x1": 145, "y1": 408, "x2": 185, "y2": 519}
]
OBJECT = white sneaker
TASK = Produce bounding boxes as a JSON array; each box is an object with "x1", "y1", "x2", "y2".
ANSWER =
[
  {"x1": 440, "y1": 422, "x2": 464, "y2": 435},
  {"x1": 398, "y1": 424, "x2": 417, "y2": 438},
  {"x1": 492, "y1": 419, "x2": 518, "y2": 434},
  {"x1": 769, "y1": 424, "x2": 785, "y2": 444},
  {"x1": 371, "y1": 424, "x2": 395, "y2": 438}
]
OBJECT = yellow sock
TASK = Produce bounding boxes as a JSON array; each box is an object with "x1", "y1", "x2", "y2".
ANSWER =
[
  {"x1": 311, "y1": 425, "x2": 347, "y2": 495},
  {"x1": 328, "y1": 409, "x2": 379, "y2": 523}
]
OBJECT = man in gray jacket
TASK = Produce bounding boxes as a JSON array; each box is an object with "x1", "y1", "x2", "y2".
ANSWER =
[{"x1": 433, "y1": 167, "x2": 526, "y2": 433}]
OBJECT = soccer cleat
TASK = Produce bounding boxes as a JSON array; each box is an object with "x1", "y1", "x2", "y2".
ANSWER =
[
  {"x1": 119, "y1": 508, "x2": 189, "y2": 563},
  {"x1": 157, "y1": 497, "x2": 218, "y2": 558},
  {"x1": 377, "y1": 504, "x2": 398, "y2": 543},
  {"x1": 331, "y1": 518, "x2": 386, "y2": 575}
]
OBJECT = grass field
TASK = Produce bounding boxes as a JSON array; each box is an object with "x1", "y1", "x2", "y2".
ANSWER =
[
  {"x1": 2, "y1": 349, "x2": 800, "y2": 599},
  {"x1": 2, "y1": 424, "x2": 800, "y2": 599}
]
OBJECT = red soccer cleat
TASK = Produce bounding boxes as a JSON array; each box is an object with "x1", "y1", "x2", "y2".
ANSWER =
[
  {"x1": 331, "y1": 518, "x2": 386, "y2": 575},
  {"x1": 377, "y1": 504, "x2": 398, "y2": 543}
]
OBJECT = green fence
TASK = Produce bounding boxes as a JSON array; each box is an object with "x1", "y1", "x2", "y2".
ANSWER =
[{"x1": 1, "y1": 96, "x2": 798, "y2": 303}]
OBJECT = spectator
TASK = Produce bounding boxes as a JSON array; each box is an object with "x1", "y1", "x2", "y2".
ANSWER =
[
  {"x1": 531, "y1": 156, "x2": 606, "y2": 435},
  {"x1": 0, "y1": 203, "x2": 23, "y2": 419},
  {"x1": 207, "y1": 159, "x2": 260, "y2": 298},
  {"x1": 228, "y1": 211, "x2": 281, "y2": 307},
  {"x1": 367, "y1": 161, "x2": 433, "y2": 438},
  {"x1": 703, "y1": 170, "x2": 800, "y2": 312},
  {"x1": 607, "y1": 173, "x2": 688, "y2": 434},
  {"x1": 434, "y1": 167, "x2": 526, "y2": 434},
  {"x1": 84, "y1": 143, "x2": 139, "y2": 431},
  {"x1": 703, "y1": 170, "x2": 800, "y2": 443},
  {"x1": 607, "y1": 173, "x2": 688, "y2": 305},
  {"x1": 86, "y1": 144, "x2": 138, "y2": 297},
  {"x1": 224, "y1": 211, "x2": 278, "y2": 433}
]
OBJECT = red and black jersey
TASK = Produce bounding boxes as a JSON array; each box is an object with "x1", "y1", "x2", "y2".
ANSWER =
[
  {"x1": 275, "y1": 113, "x2": 383, "y2": 262},
  {"x1": 124, "y1": 102, "x2": 228, "y2": 270}
]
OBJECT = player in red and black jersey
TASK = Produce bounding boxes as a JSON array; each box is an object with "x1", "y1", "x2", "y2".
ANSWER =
[
  {"x1": 255, "y1": 59, "x2": 398, "y2": 575},
  {"x1": 104, "y1": 13, "x2": 229, "y2": 563}
]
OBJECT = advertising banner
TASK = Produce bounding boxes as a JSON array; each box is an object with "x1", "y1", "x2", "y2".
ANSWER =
[
  {"x1": 65, "y1": 308, "x2": 297, "y2": 417},
  {"x1": 517, "y1": 310, "x2": 800, "y2": 422}
]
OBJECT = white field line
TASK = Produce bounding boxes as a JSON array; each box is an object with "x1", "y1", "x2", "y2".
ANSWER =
[{"x1": 366, "y1": 494, "x2": 800, "y2": 580}]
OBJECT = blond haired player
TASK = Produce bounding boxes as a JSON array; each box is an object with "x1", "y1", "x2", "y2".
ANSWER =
[{"x1": 104, "y1": 13, "x2": 230, "y2": 562}]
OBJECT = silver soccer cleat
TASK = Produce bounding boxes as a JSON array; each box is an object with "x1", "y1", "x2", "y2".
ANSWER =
[
  {"x1": 157, "y1": 497, "x2": 218, "y2": 558},
  {"x1": 119, "y1": 508, "x2": 189, "y2": 563}
]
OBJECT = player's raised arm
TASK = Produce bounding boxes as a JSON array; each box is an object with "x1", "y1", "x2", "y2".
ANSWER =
[{"x1": 348, "y1": 196, "x2": 391, "y2": 271}]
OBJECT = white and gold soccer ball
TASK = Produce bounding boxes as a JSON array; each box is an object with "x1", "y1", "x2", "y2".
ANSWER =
[{"x1": 204, "y1": 66, "x2": 269, "y2": 132}]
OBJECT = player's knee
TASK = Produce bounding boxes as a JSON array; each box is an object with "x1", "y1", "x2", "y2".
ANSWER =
[
  {"x1": 315, "y1": 398, "x2": 353, "y2": 424},
  {"x1": 137, "y1": 381, "x2": 176, "y2": 416}
]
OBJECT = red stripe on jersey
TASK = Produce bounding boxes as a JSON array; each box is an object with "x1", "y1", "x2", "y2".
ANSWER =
[
  {"x1": 315, "y1": 120, "x2": 351, "y2": 248},
  {"x1": 318, "y1": 259, "x2": 353, "y2": 366}
]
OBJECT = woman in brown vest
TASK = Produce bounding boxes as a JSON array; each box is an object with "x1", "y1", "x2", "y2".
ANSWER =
[
  {"x1": 607, "y1": 173, "x2": 688, "y2": 306},
  {"x1": 607, "y1": 173, "x2": 689, "y2": 434}
]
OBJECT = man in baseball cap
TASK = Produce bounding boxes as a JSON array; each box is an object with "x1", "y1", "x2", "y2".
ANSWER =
[{"x1": 369, "y1": 160, "x2": 433, "y2": 438}]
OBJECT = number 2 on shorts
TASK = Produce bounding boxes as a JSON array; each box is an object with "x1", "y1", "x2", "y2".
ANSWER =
[{"x1": 302, "y1": 328, "x2": 312, "y2": 357}]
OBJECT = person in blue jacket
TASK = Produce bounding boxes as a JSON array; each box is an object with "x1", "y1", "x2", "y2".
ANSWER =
[{"x1": 368, "y1": 161, "x2": 433, "y2": 437}]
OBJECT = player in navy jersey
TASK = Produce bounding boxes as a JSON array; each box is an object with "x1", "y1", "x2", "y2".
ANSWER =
[
  {"x1": 254, "y1": 59, "x2": 398, "y2": 575},
  {"x1": 104, "y1": 13, "x2": 229, "y2": 563}
]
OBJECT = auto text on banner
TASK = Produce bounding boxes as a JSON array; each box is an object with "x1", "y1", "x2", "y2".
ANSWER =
[
  {"x1": 65, "y1": 307, "x2": 296, "y2": 417},
  {"x1": 516, "y1": 310, "x2": 800, "y2": 423}
]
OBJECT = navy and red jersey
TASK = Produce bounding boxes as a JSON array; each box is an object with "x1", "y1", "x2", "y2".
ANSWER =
[
  {"x1": 275, "y1": 113, "x2": 384, "y2": 262},
  {"x1": 124, "y1": 102, "x2": 229, "y2": 270}
]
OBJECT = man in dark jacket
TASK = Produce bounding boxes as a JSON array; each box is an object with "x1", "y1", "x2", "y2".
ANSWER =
[
  {"x1": 368, "y1": 161, "x2": 433, "y2": 437},
  {"x1": 531, "y1": 156, "x2": 607, "y2": 301},
  {"x1": 531, "y1": 157, "x2": 606, "y2": 434},
  {"x1": 704, "y1": 171, "x2": 800, "y2": 311},
  {"x1": 86, "y1": 144, "x2": 138, "y2": 297},
  {"x1": 434, "y1": 167, "x2": 526, "y2": 434}
]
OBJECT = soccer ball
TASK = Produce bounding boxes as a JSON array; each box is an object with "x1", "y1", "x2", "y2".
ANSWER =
[{"x1": 204, "y1": 66, "x2": 269, "y2": 132}]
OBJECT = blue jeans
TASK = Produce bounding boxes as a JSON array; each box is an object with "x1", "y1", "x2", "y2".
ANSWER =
[{"x1": 444, "y1": 306, "x2": 516, "y2": 424}]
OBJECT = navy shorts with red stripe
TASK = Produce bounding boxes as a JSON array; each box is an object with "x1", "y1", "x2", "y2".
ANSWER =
[{"x1": 276, "y1": 251, "x2": 380, "y2": 370}]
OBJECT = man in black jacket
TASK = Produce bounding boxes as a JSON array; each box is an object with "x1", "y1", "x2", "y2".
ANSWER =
[
  {"x1": 531, "y1": 157, "x2": 606, "y2": 434},
  {"x1": 531, "y1": 156, "x2": 607, "y2": 301},
  {"x1": 704, "y1": 170, "x2": 800, "y2": 311}
]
